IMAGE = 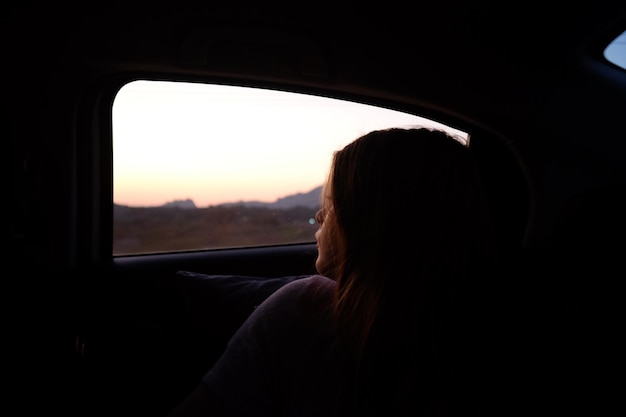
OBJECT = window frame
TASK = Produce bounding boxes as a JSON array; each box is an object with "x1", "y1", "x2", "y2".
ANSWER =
[{"x1": 80, "y1": 74, "x2": 482, "y2": 268}]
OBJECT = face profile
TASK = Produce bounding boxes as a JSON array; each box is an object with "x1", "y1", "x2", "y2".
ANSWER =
[{"x1": 314, "y1": 206, "x2": 335, "y2": 278}]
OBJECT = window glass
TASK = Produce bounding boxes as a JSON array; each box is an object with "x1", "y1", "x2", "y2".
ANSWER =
[
  {"x1": 604, "y1": 29, "x2": 626, "y2": 69},
  {"x1": 112, "y1": 80, "x2": 467, "y2": 255}
]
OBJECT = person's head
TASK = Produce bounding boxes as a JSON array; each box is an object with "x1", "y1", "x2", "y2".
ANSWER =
[{"x1": 314, "y1": 127, "x2": 496, "y2": 350}]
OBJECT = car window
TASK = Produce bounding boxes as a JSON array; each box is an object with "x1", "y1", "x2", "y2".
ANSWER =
[
  {"x1": 604, "y1": 29, "x2": 626, "y2": 69},
  {"x1": 112, "y1": 80, "x2": 467, "y2": 255}
]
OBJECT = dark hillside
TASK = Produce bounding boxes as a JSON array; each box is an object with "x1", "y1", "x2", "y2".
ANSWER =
[{"x1": 113, "y1": 204, "x2": 319, "y2": 255}]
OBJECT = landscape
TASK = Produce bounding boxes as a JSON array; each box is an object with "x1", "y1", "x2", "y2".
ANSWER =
[{"x1": 113, "y1": 186, "x2": 322, "y2": 255}]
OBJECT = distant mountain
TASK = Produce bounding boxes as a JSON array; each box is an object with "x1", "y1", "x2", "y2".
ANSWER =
[
  {"x1": 220, "y1": 185, "x2": 322, "y2": 209},
  {"x1": 162, "y1": 198, "x2": 197, "y2": 209},
  {"x1": 269, "y1": 186, "x2": 322, "y2": 209},
  {"x1": 114, "y1": 186, "x2": 323, "y2": 210}
]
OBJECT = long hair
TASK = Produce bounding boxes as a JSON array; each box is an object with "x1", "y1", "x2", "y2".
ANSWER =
[{"x1": 324, "y1": 127, "x2": 497, "y2": 414}]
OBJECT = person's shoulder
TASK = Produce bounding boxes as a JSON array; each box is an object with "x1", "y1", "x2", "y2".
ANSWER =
[
  {"x1": 281, "y1": 274, "x2": 334, "y2": 294},
  {"x1": 236, "y1": 275, "x2": 333, "y2": 339},
  {"x1": 260, "y1": 275, "x2": 334, "y2": 314},
  {"x1": 291, "y1": 274, "x2": 335, "y2": 288}
]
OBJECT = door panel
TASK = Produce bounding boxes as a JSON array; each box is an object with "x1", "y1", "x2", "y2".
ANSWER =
[{"x1": 67, "y1": 244, "x2": 318, "y2": 415}]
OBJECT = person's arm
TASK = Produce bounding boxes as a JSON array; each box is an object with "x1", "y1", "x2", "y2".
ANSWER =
[
  {"x1": 167, "y1": 276, "x2": 334, "y2": 417},
  {"x1": 166, "y1": 382, "x2": 237, "y2": 417}
]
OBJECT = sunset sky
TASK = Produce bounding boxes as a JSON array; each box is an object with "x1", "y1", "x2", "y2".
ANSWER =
[{"x1": 113, "y1": 80, "x2": 467, "y2": 207}]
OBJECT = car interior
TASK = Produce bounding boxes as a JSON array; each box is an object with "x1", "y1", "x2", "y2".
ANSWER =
[{"x1": 4, "y1": 1, "x2": 626, "y2": 415}]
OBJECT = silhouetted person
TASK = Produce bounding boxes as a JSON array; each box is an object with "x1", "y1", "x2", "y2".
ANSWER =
[{"x1": 168, "y1": 127, "x2": 498, "y2": 416}]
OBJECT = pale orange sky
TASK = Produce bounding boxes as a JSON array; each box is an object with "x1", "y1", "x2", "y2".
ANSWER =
[{"x1": 113, "y1": 81, "x2": 467, "y2": 207}]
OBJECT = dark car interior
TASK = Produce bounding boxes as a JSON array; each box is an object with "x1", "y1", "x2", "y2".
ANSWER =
[{"x1": 5, "y1": 1, "x2": 626, "y2": 415}]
